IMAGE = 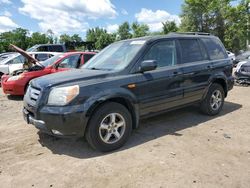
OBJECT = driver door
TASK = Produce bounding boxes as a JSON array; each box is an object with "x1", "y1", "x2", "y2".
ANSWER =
[{"x1": 131, "y1": 40, "x2": 184, "y2": 116}]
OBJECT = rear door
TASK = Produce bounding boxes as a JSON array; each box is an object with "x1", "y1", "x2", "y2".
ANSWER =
[
  {"x1": 131, "y1": 39, "x2": 184, "y2": 116},
  {"x1": 177, "y1": 38, "x2": 212, "y2": 103}
]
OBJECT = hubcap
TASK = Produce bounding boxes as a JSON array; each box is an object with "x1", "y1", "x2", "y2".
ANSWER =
[
  {"x1": 99, "y1": 113, "x2": 126, "y2": 144},
  {"x1": 210, "y1": 90, "x2": 222, "y2": 111}
]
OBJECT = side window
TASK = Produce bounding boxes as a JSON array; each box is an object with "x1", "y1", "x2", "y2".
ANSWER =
[
  {"x1": 179, "y1": 39, "x2": 205, "y2": 63},
  {"x1": 35, "y1": 54, "x2": 50, "y2": 61},
  {"x1": 58, "y1": 54, "x2": 81, "y2": 68},
  {"x1": 37, "y1": 46, "x2": 48, "y2": 52},
  {"x1": 201, "y1": 38, "x2": 227, "y2": 60},
  {"x1": 8, "y1": 56, "x2": 24, "y2": 64},
  {"x1": 143, "y1": 40, "x2": 177, "y2": 68},
  {"x1": 84, "y1": 54, "x2": 95, "y2": 63},
  {"x1": 49, "y1": 46, "x2": 64, "y2": 52}
]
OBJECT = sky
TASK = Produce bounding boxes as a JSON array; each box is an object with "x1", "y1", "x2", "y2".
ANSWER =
[{"x1": 0, "y1": 0, "x2": 185, "y2": 38}]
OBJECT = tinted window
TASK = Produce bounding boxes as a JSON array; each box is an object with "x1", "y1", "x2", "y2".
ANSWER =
[
  {"x1": 143, "y1": 40, "x2": 177, "y2": 68},
  {"x1": 49, "y1": 45, "x2": 64, "y2": 52},
  {"x1": 84, "y1": 54, "x2": 95, "y2": 63},
  {"x1": 58, "y1": 54, "x2": 81, "y2": 68},
  {"x1": 37, "y1": 46, "x2": 48, "y2": 52},
  {"x1": 201, "y1": 38, "x2": 227, "y2": 60},
  {"x1": 179, "y1": 39, "x2": 205, "y2": 63}
]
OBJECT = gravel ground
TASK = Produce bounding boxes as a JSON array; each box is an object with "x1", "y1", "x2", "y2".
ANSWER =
[{"x1": 0, "y1": 86, "x2": 249, "y2": 188}]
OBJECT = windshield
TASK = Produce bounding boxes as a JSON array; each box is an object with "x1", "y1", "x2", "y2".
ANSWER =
[
  {"x1": 82, "y1": 40, "x2": 145, "y2": 71},
  {"x1": 41, "y1": 54, "x2": 63, "y2": 67}
]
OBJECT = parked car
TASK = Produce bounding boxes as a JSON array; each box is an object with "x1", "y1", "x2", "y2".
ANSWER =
[
  {"x1": 226, "y1": 50, "x2": 235, "y2": 61},
  {"x1": 2, "y1": 51, "x2": 96, "y2": 95},
  {"x1": 0, "y1": 52, "x2": 60, "y2": 78},
  {"x1": 26, "y1": 44, "x2": 67, "y2": 52},
  {"x1": 23, "y1": 33, "x2": 234, "y2": 152},
  {"x1": 234, "y1": 50, "x2": 250, "y2": 66},
  {"x1": 0, "y1": 52, "x2": 17, "y2": 62},
  {"x1": 234, "y1": 60, "x2": 250, "y2": 85}
]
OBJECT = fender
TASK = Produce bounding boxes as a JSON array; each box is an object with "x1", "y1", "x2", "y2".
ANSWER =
[
  {"x1": 83, "y1": 87, "x2": 140, "y2": 130},
  {"x1": 202, "y1": 73, "x2": 228, "y2": 100}
]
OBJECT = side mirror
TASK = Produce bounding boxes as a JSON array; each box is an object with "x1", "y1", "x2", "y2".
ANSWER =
[{"x1": 139, "y1": 60, "x2": 157, "y2": 73}]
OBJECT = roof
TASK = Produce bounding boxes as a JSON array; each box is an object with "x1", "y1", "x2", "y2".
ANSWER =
[
  {"x1": 63, "y1": 51, "x2": 97, "y2": 55},
  {"x1": 117, "y1": 32, "x2": 217, "y2": 44}
]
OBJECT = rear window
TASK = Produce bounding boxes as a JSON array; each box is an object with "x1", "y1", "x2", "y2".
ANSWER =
[
  {"x1": 201, "y1": 38, "x2": 227, "y2": 60},
  {"x1": 179, "y1": 39, "x2": 206, "y2": 63}
]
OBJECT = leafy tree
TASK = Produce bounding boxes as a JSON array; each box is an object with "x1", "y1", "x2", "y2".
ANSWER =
[
  {"x1": 131, "y1": 22, "x2": 149, "y2": 37},
  {"x1": 117, "y1": 22, "x2": 132, "y2": 40},
  {"x1": 0, "y1": 28, "x2": 29, "y2": 52},
  {"x1": 59, "y1": 34, "x2": 72, "y2": 43},
  {"x1": 29, "y1": 32, "x2": 50, "y2": 47},
  {"x1": 86, "y1": 27, "x2": 115, "y2": 50},
  {"x1": 162, "y1": 21, "x2": 179, "y2": 34},
  {"x1": 179, "y1": 0, "x2": 249, "y2": 52},
  {"x1": 180, "y1": 0, "x2": 231, "y2": 41},
  {"x1": 46, "y1": 29, "x2": 54, "y2": 43}
]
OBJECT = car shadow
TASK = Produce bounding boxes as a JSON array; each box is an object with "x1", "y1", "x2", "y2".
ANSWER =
[
  {"x1": 7, "y1": 95, "x2": 24, "y2": 101},
  {"x1": 38, "y1": 101, "x2": 242, "y2": 158}
]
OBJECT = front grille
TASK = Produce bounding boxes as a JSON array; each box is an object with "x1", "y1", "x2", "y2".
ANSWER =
[{"x1": 27, "y1": 86, "x2": 41, "y2": 103}]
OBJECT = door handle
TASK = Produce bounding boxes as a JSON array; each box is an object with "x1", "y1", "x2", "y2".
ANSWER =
[
  {"x1": 173, "y1": 71, "x2": 182, "y2": 76},
  {"x1": 207, "y1": 65, "x2": 214, "y2": 69}
]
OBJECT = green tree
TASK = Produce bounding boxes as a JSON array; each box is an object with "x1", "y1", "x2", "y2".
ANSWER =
[
  {"x1": 162, "y1": 21, "x2": 179, "y2": 34},
  {"x1": 29, "y1": 32, "x2": 50, "y2": 47},
  {"x1": 131, "y1": 22, "x2": 149, "y2": 37},
  {"x1": 180, "y1": 0, "x2": 231, "y2": 42},
  {"x1": 0, "y1": 28, "x2": 29, "y2": 52},
  {"x1": 59, "y1": 34, "x2": 72, "y2": 43},
  {"x1": 86, "y1": 27, "x2": 115, "y2": 50},
  {"x1": 46, "y1": 29, "x2": 54, "y2": 44},
  {"x1": 118, "y1": 22, "x2": 132, "y2": 40}
]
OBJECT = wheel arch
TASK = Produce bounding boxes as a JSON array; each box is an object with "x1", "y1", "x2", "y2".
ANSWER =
[{"x1": 85, "y1": 96, "x2": 139, "y2": 130}]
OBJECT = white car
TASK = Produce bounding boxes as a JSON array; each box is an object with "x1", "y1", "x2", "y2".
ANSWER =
[
  {"x1": 227, "y1": 50, "x2": 235, "y2": 61},
  {"x1": 0, "y1": 52, "x2": 61, "y2": 77}
]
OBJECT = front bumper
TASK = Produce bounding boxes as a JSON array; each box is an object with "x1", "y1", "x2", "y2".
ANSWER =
[
  {"x1": 1, "y1": 76, "x2": 25, "y2": 95},
  {"x1": 23, "y1": 102, "x2": 88, "y2": 137},
  {"x1": 227, "y1": 76, "x2": 234, "y2": 91}
]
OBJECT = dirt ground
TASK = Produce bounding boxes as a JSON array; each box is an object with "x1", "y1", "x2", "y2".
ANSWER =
[{"x1": 0, "y1": 86, "x2": 249, "y2": 188}]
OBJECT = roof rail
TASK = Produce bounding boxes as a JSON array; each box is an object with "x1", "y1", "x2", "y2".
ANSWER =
[{"x1": 171, "y1": 32, "x2": 212, "y2": 36}]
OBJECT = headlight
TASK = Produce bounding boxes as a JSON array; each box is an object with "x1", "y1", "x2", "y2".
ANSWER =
[
  {"x1": 47, "y1": 85, "x2": 79, "y2": 106},
  {"x1": 7, "y1": 75, "x2": 23, "y2": 81}
]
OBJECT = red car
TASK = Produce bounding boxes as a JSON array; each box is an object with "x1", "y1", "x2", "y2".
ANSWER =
[{"x1": 1, "y1": 51, "x2": 96, "y2": 95}]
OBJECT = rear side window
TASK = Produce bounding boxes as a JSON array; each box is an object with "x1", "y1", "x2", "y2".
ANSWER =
[
  {"x1": 84, "y1": 54, "x2": 95, "y2": 63},
  {"x1": 49, "y1": 45, "x2": 64, "y2": 52},
  {"x1": 35, "y1": 54, "x2": 50, "y2": 61},
  {"x1": 37, "y1": 46, "x2": 48, "y2": 52},
  {"x1": 201, "y1": 38, "x2": 227, "y2": 60},
  {"x1": 179, "y1": 39, "x2": 206, "y2": 63},
  {"x1": 143, "y1": 40, "x2": 177, "y2": 68}
]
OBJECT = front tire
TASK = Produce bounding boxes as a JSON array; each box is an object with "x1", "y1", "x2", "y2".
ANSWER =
[
  {"x1": 86, "y1": 102, "x2": 132, "y2": 152},
  {"x1": 200, "y1": 83, "x2": 225, "y2": 116}
]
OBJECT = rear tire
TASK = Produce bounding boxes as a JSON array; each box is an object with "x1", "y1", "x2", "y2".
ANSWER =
[
  {"x1": 86, "y1": 102, "x2": 132, "y2": 152},
  {"x1": 200, "y1": 83, "x2": 225, "y2": 116}
]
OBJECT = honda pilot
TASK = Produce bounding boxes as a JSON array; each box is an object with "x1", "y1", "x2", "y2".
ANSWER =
[{"x1": 23, "y1": 33, "x2": 234, "y2": 152}]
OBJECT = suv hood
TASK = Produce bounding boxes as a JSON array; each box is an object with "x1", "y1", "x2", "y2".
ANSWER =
[{"x1": 31, "y1": 68, "x2": 112, "y2": 89}]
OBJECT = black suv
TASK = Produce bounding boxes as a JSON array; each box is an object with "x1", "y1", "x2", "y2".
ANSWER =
[{"x1": 23, "y1": 33, "x2": 234, "y2": 151}]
